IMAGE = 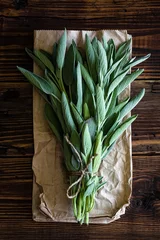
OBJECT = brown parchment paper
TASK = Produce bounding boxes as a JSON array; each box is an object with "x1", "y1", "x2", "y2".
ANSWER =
[{"x1": 32, "y1": 30, "x2": 132, "y2": 224}]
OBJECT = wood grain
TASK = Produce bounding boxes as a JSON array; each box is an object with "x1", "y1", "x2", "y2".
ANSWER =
[{"x1": 0, "y1": 0, "x2": 160, "y2": 239}]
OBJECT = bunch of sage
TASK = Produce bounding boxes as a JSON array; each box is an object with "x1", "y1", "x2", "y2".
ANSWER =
[{"x1": 17, "y1": 30, "x2": 150, "y2": 224}]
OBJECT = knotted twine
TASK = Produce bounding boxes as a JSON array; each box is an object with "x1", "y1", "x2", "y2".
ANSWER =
[{"x1": 65, "y1": 136, "x2": 96, "y2": 199}]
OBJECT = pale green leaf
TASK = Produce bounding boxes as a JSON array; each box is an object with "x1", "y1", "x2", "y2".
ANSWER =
[
  {"x1": 93, "y1": 131, "x2": 103, "y2": 173},
  {"x1": 117, "y1": 69, "x2": 144, "y2": 96},
  {"x1": 17, "y1": 67, "x2": 53, "y2": 95},
  {"x1": 96, "y1": 85, "x2": 105, "y2": 124},
  {"x1": 119, "y1": 88, "x2": 145, "y2": 121},
  {"x1": 85, "y1": 34, "x2": 97, "y2": 82},
  {"x1": 82, "y1": 123, "x2": 92, "y2": 160},
  {"x1": 34, "y1": 50, "x2": 55, "y2": 73},
  {"x1": 61, "y1": 92, "x2": 76, "y2": 133},
  {"x1": 109, "y1": 115, "x2": 137, "y2": 145},
  {"x1": 70, "y1": 102, "x2": 83, "y2": 127},
  {"x1": 80, "y1": 63, "x2": 95, "y2": 94},
  {"x1": 56, "y1": 29, "x2": 67, "y2": 69},
  {"x1": 44, "y1": 103, "x2": 63, "y2": 143},
  {"x1": 76, "y1": 63, "x2": 83, "y2": 114},
  {"x1": 107, "y1": 68, "x2": 130, "y2": 96}
]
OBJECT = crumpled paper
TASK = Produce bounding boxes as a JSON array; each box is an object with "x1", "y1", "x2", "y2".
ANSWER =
[{"x1": 32, "y1": 30, "x2": 132, "y2": 224}]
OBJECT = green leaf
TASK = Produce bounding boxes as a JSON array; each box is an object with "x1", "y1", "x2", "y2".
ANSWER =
[
  {"x1": 83, "y1": 103, "x2": 90, "y2": 120},
  {"x1": 71, "y1": 155, "x2": 80, "y2": 171},
  {"x1": 85, "y1": 34, "x2": 97, "y2": 83},
  {"x1": 96, "y1": 85, "x2": 106, "y2": 124},
  {"x1": 63, "y1": 44, "x2": 75, "y2": 86},
  {"x1": 84, "y1": 181, "x2": 95, "y2": 198},
  {"x1": 56, "y1": 29, "x2": 67, "y2": 69},
  {"x1": 82, "y1": 123, "x2": 92, "y2": 161},
  {"x1": 72, "y1": 40, "x2": 83, "y2": 64},
  {"x1": 93, "y1": 131, "x2": 103, "y2": 173},
  {"x1": 80, "y1": 63, "x2": 95, "y2": 94},
  {"x1": 103, "y1": 112, "x2": 119, "y2": 136},
  {"x1": 92, "y1": 37, "x2": 98, "y2": 53},
  {"x1": 45, "y1": 69, "x2": 61, "y2": 99},
  {"x1": 34, "y1": 50, "x2": 55, "y2": 73},
  {"x1": 17, "y1": 67, "x2": 54, "y2": 95},
  {"x1": 107, "y1": 39, "x2": 115, "y2": 68},
  {"x1": 105, "y1": 88, "x2": 118, "y2": 117},
  {"x1": 61, "y1": 92, "x2": 76, "y2": 133},
  {"x1": 115, "y1": 38, "x2": 131, "y2": 60},
  {"x1": 76, "y1": 63, "x2": 83, "y2": 114},
  {"x1": 124, "y1": 54, "x2": 151, "y2": 70},
  {"x1": 25, "y1": 48, "x2": 45, "y2": 70},
  {"x1": 97, "y1": 40, "x2": 108, "y2": 77},
  {"x1": 102, "y1": 36, "x2": 108, "y2": 52},
  {"x1": 103, "y1": 53, "x2": 128, "y2": 86},
  {"x1": 85, "y1": 117, "x2": 97, "y2": 140},
  {"x1": 70, "y1": 130, "x2": 81, "y2": 152},
  {"x1": 117, "y1": 69, "x2": 144, "y2": 96},
  {"x1": 50, "y1": 96, "x2": 66, "y2": 133},
  {"x1": 39, "y1": 49, "x2": 52, "y2": 61},
  {"x1": 63, "y1": 137, "x2": 73, "y2": 171},
  {"x1": 44, "y1": 103, "x2": 63, "y2": 143},
  {"x1": 114, "y1": 97, "x2": 130, "y2": 113},
  {"x1": 109, "y1": 115, "x2": 137, "y2": 145},
  {"x1": 70, "y1": 102, "x2": 83, "y2": 127},
  {"x1": 119, "y1": 88, "x2": 145, "y2": 121},
  {"x1": 107, "y1": 68, "x2": 130, "y2": 96}
]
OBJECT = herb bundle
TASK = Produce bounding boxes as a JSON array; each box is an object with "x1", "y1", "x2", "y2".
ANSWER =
[{"x1": 17, "y1": 30, "x2": 150, "y2": 224}]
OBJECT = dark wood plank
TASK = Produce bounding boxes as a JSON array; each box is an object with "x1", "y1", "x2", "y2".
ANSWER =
[{"x1": 0, "y1": 83, "x2": 33, "y2": 157}]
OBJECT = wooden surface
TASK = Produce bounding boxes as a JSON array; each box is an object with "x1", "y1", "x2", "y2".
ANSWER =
[{"x1": 0, "y1": 1, "x2": 160, "y2": 239}]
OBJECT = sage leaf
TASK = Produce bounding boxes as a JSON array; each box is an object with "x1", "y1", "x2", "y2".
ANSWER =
[
  {"x1": 114, "y1": 97, "x2": 130, "y2": 113},
  {"x1": 17, "y1": 67, "x2": 54, "y2": 95},
  {"x1": 119, "y1": 88, "x2": 145, "y2": 121},
  {"x1": 97, "y1": 40, "x2": 108, "y2": 77},
  {"x1": 61, "y1": 92, "x2": 76, "y2": 133},
  {"x1": 84, "y1": 181, "x2": 95, "y2": 198},
  {"x1": 76, "y1": 63, "x2": 83, "y2": 114},
  {"x1": 124, "y1": 54, "x2": 151, "y2": 70},
  {"x1": 93, "y1": 131, "x2": 103, "y2": 173},
  {"x1": 70, "y1": 102, "x2": 83, "y2": 127},
  {"x1": 117, "y1": 69, "x2": 144, "y2": 96},
  {"x1": 44, "y1": 103, "x2": 63, "y2": 143},
  {"x1": 34, "y1": 50, "x2": 55, "y2": 74},
  {"x1": 56, "y1": 29, "x2": 67, "y2": 69},
  {"x1": 96, "y1": 85, "x2": 105, "y2": 124},
  {"x1": 80, "y1": 63, "x2": 95, "y2": 94},
  {"x1": 85, "y1": 34, "x2": 97, "y2": 82},
  {"x1": 82, "y1": 123, "x2": 92, "y2": 161},
  {"x1": 85, "y1": 117, "x2": 97, "y2": 140},
  {"x1": 63, "y1": 44, "x2": 75, "y2": 86},
  {"x1": 115, "y1": 38, "x2": 131, "y2": 60},
  {"x1": 25, "y1": 48, "x2": 45, "y2": 70},
  {"x1": 109, "y1": 115, "x2": 137, "y2": 145},
  {"x1": 107, "y1": 68, "x2": 130, "y2": 96},
  {"x1": 83, "y1": 103, "x2": 90, "y2": 120},
  {"x1": 72, "y1": 40, "x2": 83, "y2": 64}
]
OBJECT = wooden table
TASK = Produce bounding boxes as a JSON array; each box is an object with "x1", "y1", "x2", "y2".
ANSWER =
[{"x1": 0, "y1": 1, "x2": 160, "y2": 239}]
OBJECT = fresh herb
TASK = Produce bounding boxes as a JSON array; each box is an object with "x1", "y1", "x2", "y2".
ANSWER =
[{"x1": 17, "y1": 29, "x2": 150, "y2": 224}]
